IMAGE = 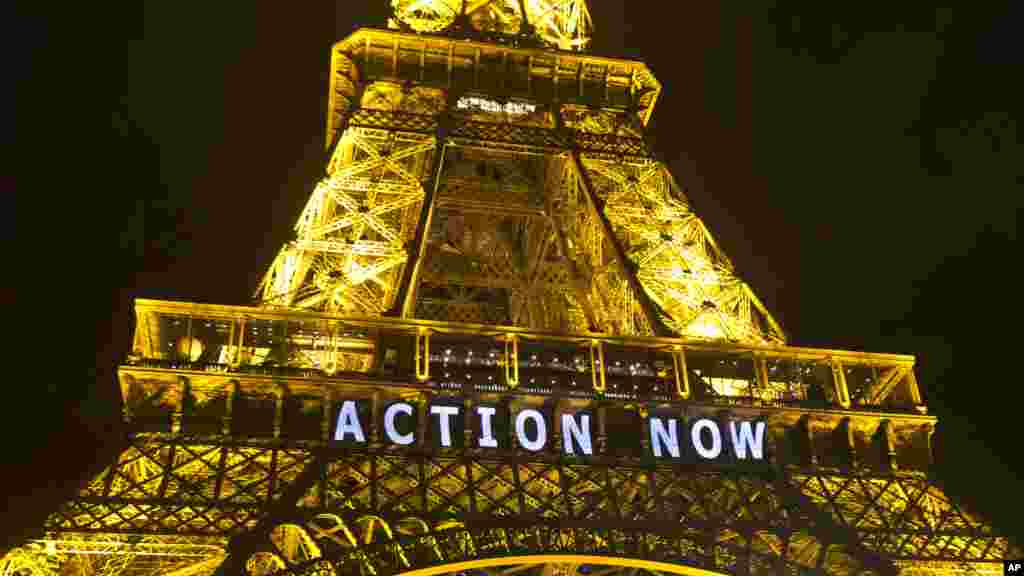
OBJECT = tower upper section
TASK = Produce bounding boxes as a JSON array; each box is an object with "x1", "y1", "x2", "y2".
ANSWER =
[
  {"x1": 258, "y1": 1, "x2": 785, "y2": 345},
  {"x1": 389, "y1": 0, "x2": 593, "y2": 52},
  {"x1": 325, "y1": 28, "x2": 660, "y2": 151}
]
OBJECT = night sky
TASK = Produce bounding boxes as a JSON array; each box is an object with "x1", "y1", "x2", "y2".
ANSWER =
[{"x1": 8, "y1": 1, "x2": 1022, "y2": 551}]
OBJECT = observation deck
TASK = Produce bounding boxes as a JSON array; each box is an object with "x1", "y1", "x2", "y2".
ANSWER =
[{"x1": 125, "y1": 298, "x2": 931, "y2": 473}]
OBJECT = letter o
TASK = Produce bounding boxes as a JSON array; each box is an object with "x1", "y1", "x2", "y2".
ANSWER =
[
  {"x1": 690, "y1": 418, "x2": 722, "y2": 459},
  {"x1": 515, "y1": 409, "x2": 547, "y2": 452}
]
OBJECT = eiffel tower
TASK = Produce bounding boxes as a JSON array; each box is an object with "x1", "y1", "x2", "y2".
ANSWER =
[{"x1": 4, "y1": 1, "x2": 1017, "y2": 575}]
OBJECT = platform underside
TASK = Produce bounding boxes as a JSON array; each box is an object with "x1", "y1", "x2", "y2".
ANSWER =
[{"x1": 5, "y1": 433, "x2": 1010, "y2": 576}]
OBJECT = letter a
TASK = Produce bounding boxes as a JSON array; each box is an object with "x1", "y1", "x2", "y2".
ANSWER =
[{"x1": 334, "y1": 400, "x2": 366, "y2": 443}]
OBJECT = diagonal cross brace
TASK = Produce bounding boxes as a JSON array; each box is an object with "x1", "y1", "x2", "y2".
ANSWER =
[
  {"x1": 860, "y1": 366, "x2": 909, "y2": 406},
  {"x1": 774, "y1": 471, "x2": 899, "y2": 576},
  {"x1": 211, "y1": 450, "x2": 325, "y2": 576},
  {"x1": 569, "y1": 149, "x2": 673, "y2": 337}
]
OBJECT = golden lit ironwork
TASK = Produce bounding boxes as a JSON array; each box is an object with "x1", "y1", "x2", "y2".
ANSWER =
[{"x1": 5, "y1": 2, "x2": 1016, "y2": 575}]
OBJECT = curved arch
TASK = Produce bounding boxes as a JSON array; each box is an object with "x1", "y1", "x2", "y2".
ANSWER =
[
  {"x1": 268, "y1": 524, "x2": 322, "y2": 564},
  {"x1": 394, "y1": 555, "x2": 728, "y2": 576},
  {"x1": 246, "y1": 551, "x2": 286, "y2": 576},
  {"x1": 276, "y1": 514, "x2": 885, "y2": 576}
]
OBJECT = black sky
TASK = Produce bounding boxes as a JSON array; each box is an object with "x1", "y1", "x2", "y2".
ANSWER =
[{"x1": 8, "y1": 0, "x2": 1022, "y2": 551}]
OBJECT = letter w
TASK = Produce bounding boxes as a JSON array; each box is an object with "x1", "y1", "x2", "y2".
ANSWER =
[{"x1": 728, "y1": 421, "x2": 765, "y2": 460}]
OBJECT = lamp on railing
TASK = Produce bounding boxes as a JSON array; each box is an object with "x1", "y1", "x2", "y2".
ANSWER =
[{"x1": 176, "y1": 336, "x2": 204, "y2": 363}]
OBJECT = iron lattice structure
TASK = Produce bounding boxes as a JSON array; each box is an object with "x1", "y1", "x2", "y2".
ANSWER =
[{"x1": 5, "y1": 2, "x2": 1017, "y2": 576}]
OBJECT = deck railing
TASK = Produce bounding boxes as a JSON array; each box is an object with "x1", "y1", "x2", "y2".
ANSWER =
[{"x1": 126, "y1": 300, "x2": 923, "y2": 414}]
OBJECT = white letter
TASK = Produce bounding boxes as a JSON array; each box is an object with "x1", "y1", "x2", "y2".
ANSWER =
[
  {"x1": 515, "y1": 409, "x2": 547, "y2": 452},
  {"x1": 477, "y1": 405, "x2": 499, "y2": 448},
  {"x1": 649, "y1": 417, "x2": 680, "y2": 458},
  {"x1": 333, "y1": 400, "x2": 365, "y2": 443},
  {"x1": 561, "y1": 413, "x2": 593, "y2": 456},
  {"x1": 690, "y1": 418, "x2": 722, "y2": 459},
  {"x1": 728, "y1": 421, "x2": 766, "y2": 460},
  {"x1": 384, "y1": 402, "x2": 415, "y2": 446},
  {"x1": 431, "y1": 405, "x2": 461, "y2": 447}
]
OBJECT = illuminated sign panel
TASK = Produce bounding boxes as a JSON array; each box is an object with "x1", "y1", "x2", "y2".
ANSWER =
[
  {"x1": 456, "y1": 95, "x2": 537, "y2": 115},
  {"x1": 332, "y1": 400, "x2": 766, "y2": 462}
]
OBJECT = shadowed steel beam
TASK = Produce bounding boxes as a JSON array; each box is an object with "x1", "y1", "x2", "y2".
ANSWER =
[
  {"x1": 568, "y1": 147, "x2": 672, "y2": 337},
  {"x1": 388, "y1": 110, "x2": 452, "y2": 318},
  {"x1": 211, "y1": 450, "x2": 325, "y2": 576}
]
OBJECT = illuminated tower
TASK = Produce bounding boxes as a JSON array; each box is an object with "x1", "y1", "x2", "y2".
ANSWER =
[{"x1": 3, "y1": 2, "x2": 1016, "y2": 576}]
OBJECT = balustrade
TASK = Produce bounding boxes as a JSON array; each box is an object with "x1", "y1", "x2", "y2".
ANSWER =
[{"x1": 127, "y1": 302, "x2": 922, "y2": 416}]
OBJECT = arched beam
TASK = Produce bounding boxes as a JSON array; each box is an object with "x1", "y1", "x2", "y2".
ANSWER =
[{"x1": 395, "y1": 555, "x2": 727, "y2": 576}]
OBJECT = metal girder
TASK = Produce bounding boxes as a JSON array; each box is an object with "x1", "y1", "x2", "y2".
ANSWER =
[
  {"x1": 567, "y1": 148, "x2": 672, "y2": 338},
  {"x1": 33, "y1": 432, "x2": 1016, "y2": 575},
  {"x1": 860, "y1": 366, "x2": 909, "y2": 406},
  {"x1": 388, "y1": 113, "x2": 451, "y2": 319}
]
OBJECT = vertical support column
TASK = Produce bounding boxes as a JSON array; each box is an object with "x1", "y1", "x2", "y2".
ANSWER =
[
  {"x1": 504, "y1": 335, "x2": 519, "y2": 388},
  {"x1": 370, "y1": 390, "x2": 383, "y2": 443},
  {"x1": 391, "y1": 39, "x2": 399, "y2": 77},
  {"x1": 638, "y1": 406, "x2": 651, "y2": 455},
  {"x1": 319, "y1": 395, "x2": 332, "y2": 510},
  {"x1": 839, "y1": 417, "x2": 858, "y2": 469},
  {"x1": 553, "y1": 56, "x2": 560, "y2": 100},
  {"x1": 184, "y1": 317, "x2": 194, "y2": 364},
  {"x1": 551, "y1": 399, "x2": 564, "y2": 457},
  {"x1": 463, "y1": 395, "x2": 476, "y2": 449},
  {"x1": 831, "y1": 359, "x2": 851, "y2": 408},
  {"x1": 266, "y1": 446, "x2": 279, "y2": 507},
  {"x1": 465, "y1": 439, "x2": 477, "y2": 514},
  {"x1": 905, "y1": 367, "x2": 923, "y2": 406},
  {"x1": 801, "y1": 415, "x2": 818, "y2": 467},
  {"x1": 416, "y1": 392, "x2": 430, "y2": 449},
  {"x1": 673, "y1": 347, "x2": 690, "y2": 399},
  {"x1": 924, "y1": 423, "x2": 937, "y2": 467},
  {"x1": 272, "y1": 386, "x2": 284, "y2": 439},
  {"x1": 235, "y1": 319, "x2": 246, "y2": 367},
  {"x1": 388, "y1": 109, "x2": 452, "y2": 319},
  {"x1": 526, "y1": 55, "x2": 533, "y2": 95},
  {"x1": 754, "y1": 355, "x2": 770, "y2": 397},
  {"x1": 576, "y1": 59, "x2": 584, "y2": 99},
  {"x1": 881, "y1": 420, "x2": 898, "y2": 472},
  {"x1": 171, "y1": 376, "x2": 187, "y2": 434},
  {"x1": 590, "y1": 340, "x2": 606, "y2": 393},
  {"x1": 321, "y1": 391, "x2": 333, "y2": 443},
  {"x1": 473, "y1": 47, "x2": 481, "y2": 90},
  {"x1": 566, "y1": 142, "x2": 672, "y2": 337},
  {"x1": 414, "y1": 330, "x2": 431, "y2": 381},
  {"x1": 596, "y1": 405, "x2": 608, "y2": 454},
  {"x1": 226, "y1": 320, "x2": 236, "y2": 367},
  {"x1": 222, "y1": 380, "x2": 237, "y2": 435}
]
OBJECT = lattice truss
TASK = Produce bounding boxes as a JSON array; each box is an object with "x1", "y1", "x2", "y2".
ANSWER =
[
  {"x1": 390, "y1": 0, "x2": 594, "y2": 51},
  {"x1": 257, "y1": 84, "x2": 444, "y2": 315},
  {"x1": 576, "y1": 156, "x2": 784, "y2": 343},
  {"x1": 13, "y1": 435, "x2": 1013, "y2": 576},
  {"x1": 256, "y1": 77, "x2": 783, "y2": 343}
]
